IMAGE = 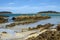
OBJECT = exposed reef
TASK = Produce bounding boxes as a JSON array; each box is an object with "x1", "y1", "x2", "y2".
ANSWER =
[
  {"x1": 0, "y1": 16, "x2": 8, "y2": 23},
  {"x1": 26, "y1": 30, "x2": 60, "y2": 40},
  {"x1": 28, "y1": 23, "x2": 54, "y2": 30},
  {"x1": 6, "y1": 16, "x2": 51, "y2": 28},
  {"x1": 12, "y1": 16, "x2": 50, "y2": 21}
]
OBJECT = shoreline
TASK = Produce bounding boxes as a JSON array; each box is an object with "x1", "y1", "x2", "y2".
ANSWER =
[
  {"x1": 0, "y1": 14, "x2": 60, "y2": 40},
  {"x1": 5, "y1": 16, "x2": 50, "y2": 28},
  {"x1": 0, "y1": 23, "x2": 60, "y2": 40}
]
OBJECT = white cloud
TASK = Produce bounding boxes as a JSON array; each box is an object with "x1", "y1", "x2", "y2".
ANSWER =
[
  {"x1": 8, "y1": 3, "x2": 15, "y2": 5},
  {"x1": 39, "y1": 3, "x2": 47, "y2": 5},
  {"x1": 0, "y1": 5, "x2": 59, "y2": 13}
]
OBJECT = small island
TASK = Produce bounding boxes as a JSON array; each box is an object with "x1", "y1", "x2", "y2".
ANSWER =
[
  {"x1": 38, "y1": 11, "x2": 60, "y2": 14},
  {"x1": 0, "y1": 11, "x2": 12, "y2": 14}
]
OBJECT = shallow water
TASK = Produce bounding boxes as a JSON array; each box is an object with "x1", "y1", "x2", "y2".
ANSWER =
[
  {"x1": 16, "y1": 16, "x2": 60, "y2": 28},
  {"x1": 0, "y1": 29, "x2": 15, "y2": 35},
  {"x1": 0, "y1": 14, "x2": 60, "y2": 34},
  {"x1": 6, "y1": 16, "x2": 59, "y2": 33}
]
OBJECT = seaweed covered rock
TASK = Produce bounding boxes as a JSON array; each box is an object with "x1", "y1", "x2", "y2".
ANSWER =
[
  {"x1": 0, "y1": 16, "x2": 8, "y2": 23},
  {"x1": 56, "y1": 24, "x2": 60, "y2": 31},
  {"x1": 26, "y1": 30, "x2": 60, "y2": 40},
  {"x1": 13, "y1": 16, "x2": 51, "y2": 21},
  {"x1": 28, "y1": 23, "x2": 54, "y2": 30},
  {"x1": 6, "y1": 23, "x2": 16, "y2": 28}
]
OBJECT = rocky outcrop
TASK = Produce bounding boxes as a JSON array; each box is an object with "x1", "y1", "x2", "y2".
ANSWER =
[
  {"x1": 6, "y1": 20, "x2": 37, "y2": 28},
  {"x1": 12, "y1": 16, "x2": 50, "y2": 21},
  {"x1": 6, "y1": 23, "x2": 16, "y2": 28},
  {"x1": 0, "y1": 16, "x2": 8, "y2": 23},
  {"x1": 26, "y1": 29, "x2": 60, "y2": 40},
  {"x1": 37, "y1": 23, "x2": 54, "y2": 29},
  {"x1": 28, "y1": 23, "x2": 54, "y2": 30},
  {"x1": 56, "y1": 24, "x2": 60, "y2": 31}
]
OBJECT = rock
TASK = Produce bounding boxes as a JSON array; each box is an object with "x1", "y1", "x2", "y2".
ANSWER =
[
  {"x1": 56, "y1": 24, "x2": 60, "y2": 31},
  {"x1": 12, "y1": 17, "x2": 16, "y2": 20},
  {"x1": 26, "y1": 30, "x2": 60, "y2": 40},
  {"x1": 28, "y1": 23, "x2": 54, "y2": 30},
  {"x1": 0, "y1": 16, "x2": 8, "y2": 23},
  {"x1": 2, "y1": 31, "x2": 7, "y2": 34},
  {"x1": 6, "y1": 23, "x2": 16, "y2": 28},
  {"x1": 12, "y1": 16, "x2": 51, "y2": 25}
]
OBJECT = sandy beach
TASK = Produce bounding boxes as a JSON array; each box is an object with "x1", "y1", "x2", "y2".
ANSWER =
[
  {"x1": 0, "y1": 29, "x2": 40, "y2": 40},
  {"x1": 0, "y1": 25, "x2": 51, "y2": 40},
  {"x1": 0, "y1": 22, "x2": 55, "y2": 40}
]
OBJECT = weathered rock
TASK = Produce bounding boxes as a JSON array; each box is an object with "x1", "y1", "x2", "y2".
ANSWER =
[
  {"x1": 56, "y1": 24, "x2": 60, "y2": 31},
  {"x1": 26, "y1": 30, "x2": 60, "y2": 40},
  {"x1": 0, "y1": 16, "x2": 8, "y2": 23},
  {"x1": 12, "y1": 16, "x2": 51, "y2": 22},
  {"x1": 28, "y1": 23, "x2": 54, "y2": 30},
  {"x1": 6, "y1": 23, "x2": 16, "y2": 28}
]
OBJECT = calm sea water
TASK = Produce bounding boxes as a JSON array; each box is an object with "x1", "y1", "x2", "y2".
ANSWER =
[
  {"x1": 0, "y1": 13, "x2": 60, "y2": 17},
  {"x1": 6, "y1": 15, "x2": 60, "y2": 32},
  {"x1": 0, "y1": 13, "x2": 60, "y2": 16},
  {"x1": 0, "y1": 14, "x2": 60, "y2": 33},
  {"x1": 6, "y1": 14, "x2": 60, "y2": 29},
  {"x1": 0, "y1": 14, "x2": 60, "y2": 27}
]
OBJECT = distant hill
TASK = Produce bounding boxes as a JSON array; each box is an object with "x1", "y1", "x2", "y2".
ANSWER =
[
  {"x1": 0, "y1": 11, "x2": 12, "y2": 14},
  {"x1": 38, "y1": 11, "x2": 60, "y2": 13}
]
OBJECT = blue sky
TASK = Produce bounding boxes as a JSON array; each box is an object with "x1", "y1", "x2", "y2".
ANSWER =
[{"x1": 0, "y1": 0, "x2": 60, "y2": 13}]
